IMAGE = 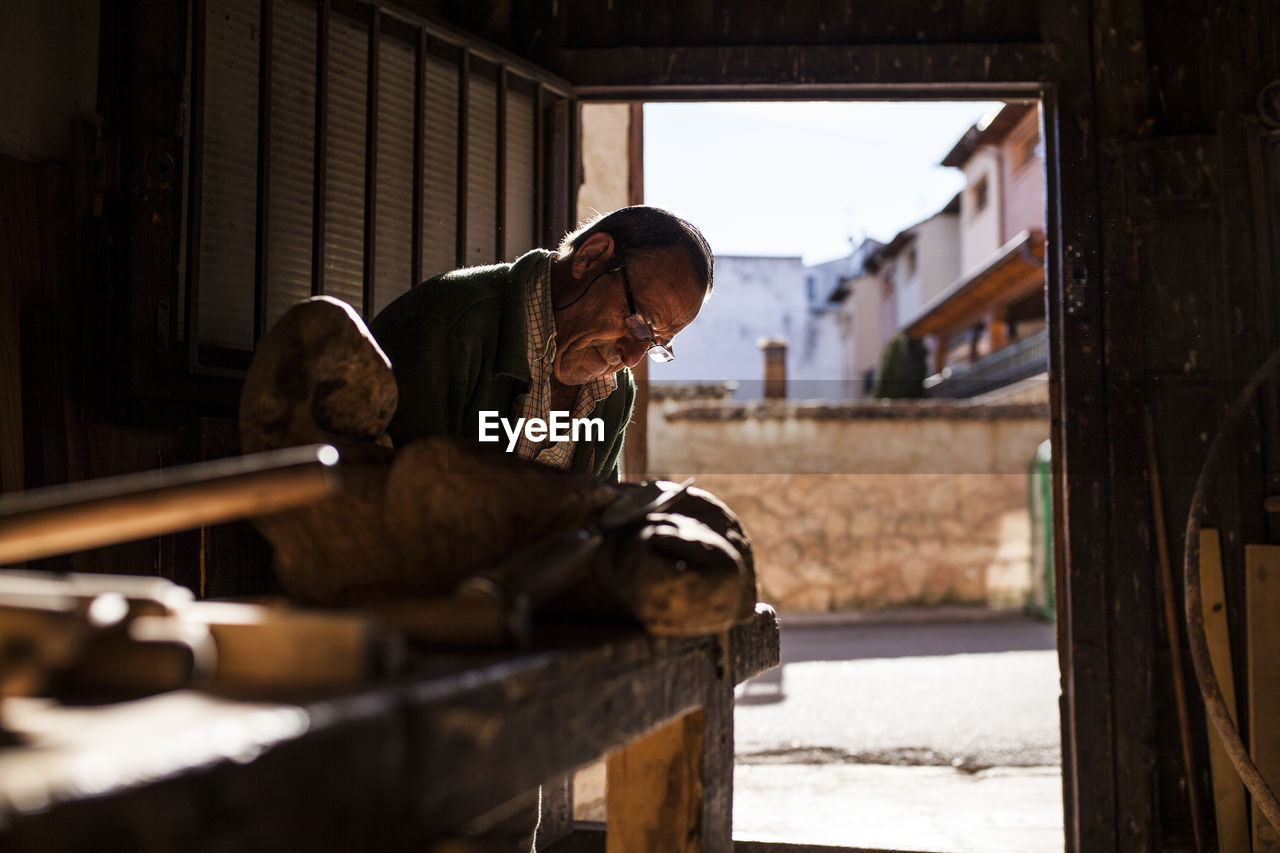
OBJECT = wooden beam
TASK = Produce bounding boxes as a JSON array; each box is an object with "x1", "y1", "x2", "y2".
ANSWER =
[
  {"x1": 547, "y1": 43, "x2": 1054, "y2": 99},
  {"x1": 621, "y1": 103, "x2": 648, "y2": 481}
]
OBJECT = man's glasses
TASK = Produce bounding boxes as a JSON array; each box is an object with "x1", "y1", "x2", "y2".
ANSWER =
[{"x1": 616, "y1": 266, "x2": 675, "y2": 363}]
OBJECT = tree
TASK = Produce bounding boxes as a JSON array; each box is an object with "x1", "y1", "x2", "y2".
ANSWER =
[{"x1": 872, "y1": 333, "x2": 928, "y2": 398}]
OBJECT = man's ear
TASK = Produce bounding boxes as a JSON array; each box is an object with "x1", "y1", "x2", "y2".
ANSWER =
[{"x1": 570, "y1": 232, "x2": 616, "y2": 279}]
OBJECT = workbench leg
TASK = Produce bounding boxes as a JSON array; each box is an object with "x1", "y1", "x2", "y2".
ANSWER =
[
  {"x1": 606, "y1": 709, "x2": 705, "y2": 853},
  {"x1": 700, "y1": 633, "x2": 735, "y2": 853},
  {"x1": 605, "y1": 635, "x2": 736, "y2": 853},
  {"x1": 537, "y1": 774, "x2": 575, "y2": 847}
]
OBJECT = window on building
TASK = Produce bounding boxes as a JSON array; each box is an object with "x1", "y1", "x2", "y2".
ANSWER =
[
  {"x1": 970, "y1": 175, "x2": 989, "y2": 214},
  {"x1": 903, "y1": 247, "x2": 917, "y2": 278},
  {"x1": 1013, "y1": 131, "x2": 1040, "y2": 171}
]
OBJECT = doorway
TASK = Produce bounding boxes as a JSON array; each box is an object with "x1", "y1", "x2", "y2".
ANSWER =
[{"x1": 581, "y1": 98, "x2": 1063, "y2": 852}]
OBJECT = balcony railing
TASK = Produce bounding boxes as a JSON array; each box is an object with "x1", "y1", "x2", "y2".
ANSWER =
[{"x1": 923, "y1": 327, "x2": 1048, "y2": 398}]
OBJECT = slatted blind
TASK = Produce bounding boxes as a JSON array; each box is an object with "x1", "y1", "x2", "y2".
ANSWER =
[
  {"x1": 322, "y1": 12, "x2": 368, "y2": 311},
  {"x1": 504, "y1": 84, "x2": 537, "y2": 259},
  {"x1": 373, "y1": 29, "x2": 415, "y2": 315},
  {"x1": 189, "y1": 0, "x2": 576, "y2": 374},
  {"x1": 420, "y1": 47, "x2": 458, "y2": 280},
  {"x1": 197, "y1": 0, "x2": 260, "y2": 351},
  {"x1": 464, "y1": 63, "x2": 498, "y2": 267},
  {"x1": 263, "y1": 0, "x2": 317, "y2": 330}
]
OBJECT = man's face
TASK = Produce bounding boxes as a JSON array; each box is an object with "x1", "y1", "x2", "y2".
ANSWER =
[{"x1": 553, "y1": 243, "x2": 704, "y2": 387}]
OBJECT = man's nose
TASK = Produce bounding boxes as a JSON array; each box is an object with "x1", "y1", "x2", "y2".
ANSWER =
[{"x1": 619, "y1": 335, "x2": 648, "y2": 368}]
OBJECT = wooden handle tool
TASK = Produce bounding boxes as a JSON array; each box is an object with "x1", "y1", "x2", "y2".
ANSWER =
[{"x1": 0, "y1": 444, "x2": 341, "y2": 565}]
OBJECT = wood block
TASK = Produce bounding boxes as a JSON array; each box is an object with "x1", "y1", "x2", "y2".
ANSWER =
[
  {"x1": 607, "y1": 710, "x2": 704, "y2": 853},
  {"x1": 1200, "y1": 530, "x2": 1248, "y2": 853},
  {"x1": 182, "y1": 601, "x2": 378, "y2": 692},
  {"x1": 1247, "y1": 544, "x2": 1280, "y2": 851}
]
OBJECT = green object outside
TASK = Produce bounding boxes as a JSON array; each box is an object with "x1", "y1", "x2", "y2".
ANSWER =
[
  {"x1": 872, "y1": 333, "x2": 927, "y2": 398},
  {"x1": 1028, "y1": 439, "x2": 1056, "y2": 621}
]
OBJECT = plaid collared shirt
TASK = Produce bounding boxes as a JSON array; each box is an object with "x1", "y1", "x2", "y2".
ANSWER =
[{"x1": 512, "y1": 255, "x2": 618, "y2": 470}]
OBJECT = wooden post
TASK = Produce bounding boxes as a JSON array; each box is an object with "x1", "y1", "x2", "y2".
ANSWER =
[
  {"x1": 985, "y1": 307, "x2": 1008, "y2": 352},
  {"x1": 606, "y1": 710, "x2": 705, "y2": 853},
  {"x1": 621, "y1": 102, "x2": 648, "y2": 482}
]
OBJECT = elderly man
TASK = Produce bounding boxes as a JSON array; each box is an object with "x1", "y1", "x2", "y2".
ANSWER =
[{"x1": 370, "y1": 206, "x2": 713, "y2": 481}]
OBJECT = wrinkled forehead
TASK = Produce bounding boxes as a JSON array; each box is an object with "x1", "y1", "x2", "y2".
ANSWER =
[{"x1": 630, "y1": 247, "x2": 706, "y2": 334}]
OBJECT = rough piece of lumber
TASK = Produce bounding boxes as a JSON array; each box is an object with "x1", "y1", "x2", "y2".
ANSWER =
[
  {"x1": 182, "y1": 601, "x2": 384, "y2": 693},
  {"x1": 1247, "y1": 544, "x2": 1280, "y2": 851},
  {"x1": 1199, "y1": 529, "x2": 1248, "y2": 853},
  {"x1": 606, "y1": 710, "x2": 704, "y2": 853},
  {"x1": 240, "y1": 297, "x2": 756, "y2": 640}
]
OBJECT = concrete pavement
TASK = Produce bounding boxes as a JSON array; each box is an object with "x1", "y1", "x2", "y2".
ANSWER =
[{"x1": 732, "y1": 614, "x2": 1064, "y2": 852}]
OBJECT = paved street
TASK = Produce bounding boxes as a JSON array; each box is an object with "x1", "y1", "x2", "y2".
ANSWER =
[{"x1": 732, "y1": 614, "x2": 1064, "y2": 852}]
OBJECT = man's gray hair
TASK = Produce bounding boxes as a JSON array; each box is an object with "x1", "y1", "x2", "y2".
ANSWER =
[{"x1": 559, "y1": 206, "x2": 714, "y2": 299}]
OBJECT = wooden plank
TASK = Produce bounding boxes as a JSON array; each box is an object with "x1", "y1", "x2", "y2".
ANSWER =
[
  {"x1": 1039, "y1": 39, "x2": 1115, "y2": 853},
  {"x1": 0, "y1": 606, "x2": 779, "y2": 849},
  {"x1": 550, "y1": 830, "x2": 936, "y2": 853},
  {"x1": 1200, "y1": 530, "x2": 1249, "y2": 853},
  {"x1": 1247, "y1": 544, "x2": 1280, "y2": 852},
  {"x1": 1096, "y1": 0, "x2": 1160, "y2": 843},
  {"x1": 606, "y1": 710, "x2": 704, "y2": 853},
  {"x1": 547, "y1": 44, "x2": 1053, "y2": 98}
]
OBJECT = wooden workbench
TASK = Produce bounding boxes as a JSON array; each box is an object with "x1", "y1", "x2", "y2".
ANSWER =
[{"x1": 0, "y1": 603, "x2": 780, "y2": 852}]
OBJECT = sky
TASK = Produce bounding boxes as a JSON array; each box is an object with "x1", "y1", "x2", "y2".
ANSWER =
[{"x1": 643, "y1": 100, "x2": 1003, "y2": 265}]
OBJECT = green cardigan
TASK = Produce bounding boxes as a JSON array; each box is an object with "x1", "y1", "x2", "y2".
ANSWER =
[{"x1": 369, "y1": 250, "x2": 635, "y2": 480}]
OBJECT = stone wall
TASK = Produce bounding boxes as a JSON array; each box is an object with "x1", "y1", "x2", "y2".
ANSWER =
[{"x1": 646, "y1": 397, "x2": 1050, "y2": 613}]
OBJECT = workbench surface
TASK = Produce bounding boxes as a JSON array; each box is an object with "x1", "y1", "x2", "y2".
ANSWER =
[{"x1": 0, "y1": 603, "x2": 779, "y2": 852}]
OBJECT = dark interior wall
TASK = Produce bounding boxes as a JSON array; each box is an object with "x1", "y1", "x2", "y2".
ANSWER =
[
  {"x1": 1094, "y1": 1, "x2": 1280, "y2": 847},
  {"x1": 0, "y1": 1, "x2": 279, "y2": 596}
]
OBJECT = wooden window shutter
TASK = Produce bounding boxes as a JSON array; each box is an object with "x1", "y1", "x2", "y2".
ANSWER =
[{"x1": 177, "y1": 0, "x2": 579, "y2": 396}]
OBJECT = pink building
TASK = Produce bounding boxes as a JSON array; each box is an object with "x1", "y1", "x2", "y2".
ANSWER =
[{"x1": 904, "y1": 102, "x2": 1048, "y2": 400}]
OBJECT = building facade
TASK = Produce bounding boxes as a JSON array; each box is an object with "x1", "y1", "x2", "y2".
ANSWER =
[{"x1": 905, "y1": 102, "x2": 1049, "y2": 400}]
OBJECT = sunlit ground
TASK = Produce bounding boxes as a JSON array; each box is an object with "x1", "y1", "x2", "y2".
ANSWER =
[{"x1": 732, "y1": 618, "x2": 1063, "y2": 853}]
